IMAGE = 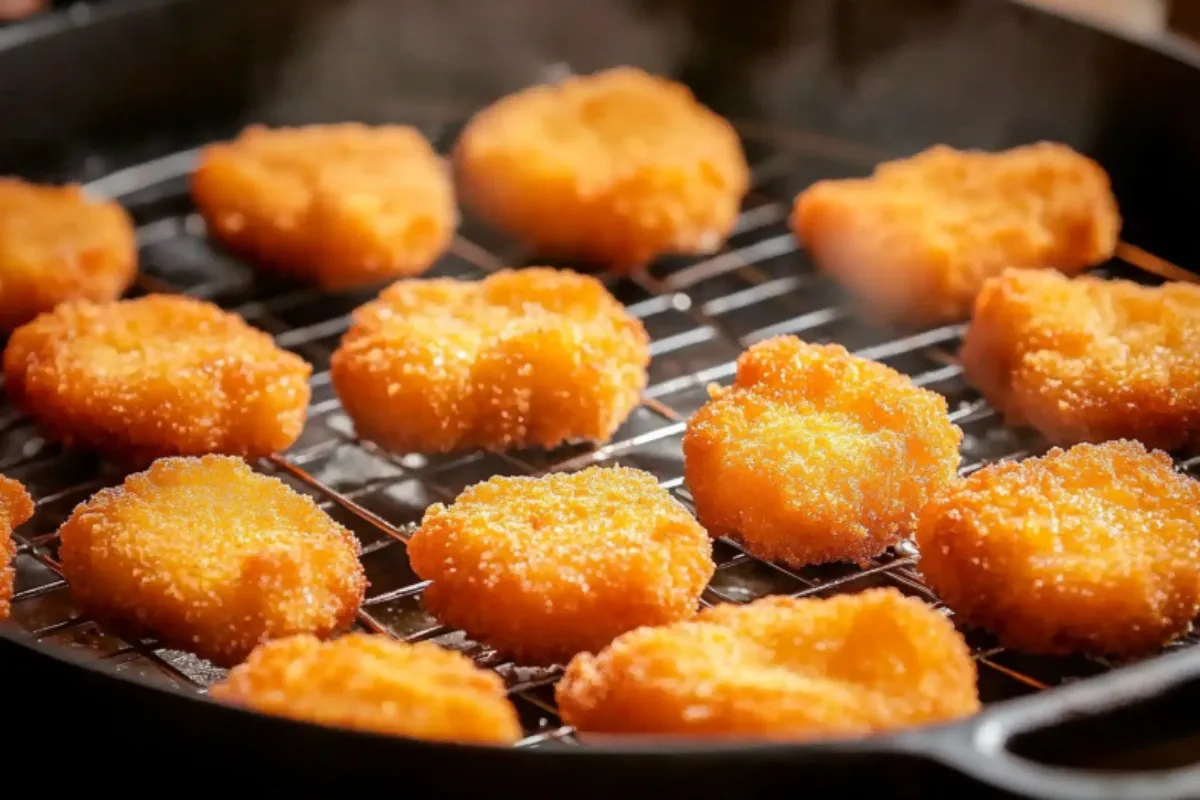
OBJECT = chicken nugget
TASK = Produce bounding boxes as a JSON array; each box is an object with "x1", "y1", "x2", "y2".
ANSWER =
[
  {"x1": 683, "y1": 336, "x2": 962, "y2": 567},
  {"x1": 4, "y1": 294, "x2": 311, "y2": 463},
  {"x1": 557, "y1": 588, "x2": 979, "y2": 740},
  {"x1": 407, "y1": 465, "x2": 714, "y2": 665},
  {"x1": 0, "y1": 475, "x2": 34, "y2": 621},
  {"x1": 454, "y1": 67, "x2": 749, "y2": 270},
  {"x1": 58, "y1": 455, "x2": 366, "y2": 666},
  {"x1": 916, "y1": 440, "x2": 1200, "y2": 658},
  {"x1": 0, "y1": 178, "x2": 136, "y2": 331},
  {"x1": 791, "y1": 142, "x2": 1121, "y2": 326},
  {"x1": 210, "y1": 633, "x2": 522, "y2": 745},
  {"x1": 331, "y1": 267, "x2": 648, "y2": 455},
  {"x1": 192, "y1": 124, "x2": 455, "y2": 289},
  {"x1": 961, "y1": 269, "x2": 1200, "y2": 452}
]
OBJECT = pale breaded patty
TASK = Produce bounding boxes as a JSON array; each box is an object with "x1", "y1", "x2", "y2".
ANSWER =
[
  {"x1": 683, "y1": 336, "x2": 962, "y2": 567},
  {"x1": 454, "y1": 67, "x2": 749, "y2": 270},
  {"x1": 791, "y1": 142, "x2": 1121, "y2": 326},
  {"x1": 961, "y1": 269, "x2": 1200, "y2": 451},
  {"x1": 58, "y1": 456, "x2": 366, "y2": 666},
  {"x1": 916, "y1": 440, "x2": 1200, "y2": 658},
  {"x1": 0, "y1": 475, "x2": 34, "y2": 621}
]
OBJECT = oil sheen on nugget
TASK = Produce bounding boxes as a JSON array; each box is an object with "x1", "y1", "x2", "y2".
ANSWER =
[
  {"x1": 683, "y1": 336, "x2": 962, "y2": 567},
  {"x1": 58, "y1": 456, "x2": 366, "y2": 666},
  {"x1": 211, "y1": 633, "x2": 522, "y2": 745},
  {"x1": 407, "y1": 466, "x2": 715, "y2": 665},
  {"x1": 917, "y1": 440, "x2": 1200, "y2": 658},
  {"x1": 557, "y1": 588, "x2": 979, "y2": 740},
  {"x1": 331, "y1": 267, "x2": 649, "y2": 455},
  {"x1": 0, "y1": 475, "x2": 34, "y2": 621}
]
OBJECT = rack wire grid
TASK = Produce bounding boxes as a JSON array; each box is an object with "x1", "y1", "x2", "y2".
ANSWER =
[{"x1": 6, "y1": 117, "x2": 1200, "y2": 749}]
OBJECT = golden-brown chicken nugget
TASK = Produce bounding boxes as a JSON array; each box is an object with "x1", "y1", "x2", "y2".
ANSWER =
[
  {"x1": 557, "y1": 588, "x2": 979, "y2": 740},
  {"x1": 331, "y1": 267, "x2": 648, "y2": 454},
  {"x1": 0, "y1": 475, "x2": 34, "y2": 620},
  {"x1": 408, "y1": 466, "x2": 714, "y2": 665},
  {"x1": 210, "y1": 633, "x2": 521, "y2": 744},
  {"x1": 683, "y1": 336, "x2": 962, "y2": 567},
  {"x1": 791, "y1": 142, "x2": 1120, "y2": 326},
  {"x1": 454, "y1": 67, "x2": 749, "y2": 270},
  {"x1": 917, "y1": 440, "x2": 1200, "y2": 658},
  {"x1": 4, "y1": 294, "x2": 311, "y2": 463},
  {"x1": 58, "y1": 455, "x2": 365, "y2": 665},
  {"x1": 961, "y1": 269, "x2": 1200, "y2": 452},
  {"x1": 192, "y1": 124, "x2": 455, "y2": 289},
  {"x1": 0, "y1": 178, "x2": 136, "y2": 331}
]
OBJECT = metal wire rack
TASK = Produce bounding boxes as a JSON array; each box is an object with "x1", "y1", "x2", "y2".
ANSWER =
[{"x1": 6, "y1": 120, "x2": 1199, "y2": 749}]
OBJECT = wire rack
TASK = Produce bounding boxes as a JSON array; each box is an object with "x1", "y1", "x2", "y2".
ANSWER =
[{"x1": 6, "y1": 119, "x2": 1200, "y2": 749}]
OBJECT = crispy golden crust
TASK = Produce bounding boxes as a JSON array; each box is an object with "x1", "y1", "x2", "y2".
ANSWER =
[
  {"x1": 916, "y1": 440, "x2": 1200, "y2": 657},
  {"x1": 408, "y1": 466, "x2": 714, "y2": 665},
  {"x1": 791, "y1": 143, "x2": 1121, "y2": 326},
  {"x1": 57, "y1": 455, "x2": 365, "y2": 665},
  {"x1": 0, "y1": 178, "x2": 137, "y2": 331},
  {"x1": 0, "y1": 475, "x2": 34, "y2": 621},
  {"x1": 3, "y1": 295, "x2": 312, "y2": 464},
  {"x1": 961, "y1": 269, "x2": 1200, "y2": 452},
  {"x1": 331, "y1": 267, "x2": 649, "y2": 454},
  {"x1": 210, "y1": 633, "x2": 521, "y2": 744},
  {"x1": 557, "y1": 588, "x2": 979, "y2": 740},
  {"x1": 683, "y1": 336, "x2": 962, "y2": 567},
  {"x1": 454, "y1": 67, "x2": 749, "y2": 270},
  {"x1": 192, "y1": 124, "x2": 455, "y2": 289}
]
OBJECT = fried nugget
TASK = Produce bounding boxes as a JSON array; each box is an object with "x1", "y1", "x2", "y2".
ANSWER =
[
  {"x1": 331, "y1": 267, "x2": 648, "y2": 455},
  {"x1": 408, "y1": 466, "x2": 714, "y2": 665},
  {"x1": 683, "y1": 336, "x2": 962, "y2": 567},
  {"x1": 916, "y1": 440, "x2": 1200, "y2": 658},
  {"x1": 4, "y1": 294, "x2": 311, "y2": 463},
  {"x1": 192, "y1": 124, "x2": 455, "y2": 289},
  {"x1": 961, "y1": 269, "x2": 1200, "y2": 452},
  {"x1": 791, "y1": 142, "x2": 1121, "y2": 326},
  {"x1": 0, "y1": 475, "x2": 34, "y2": 621},
  {"x1": 454, "y1": 67, "x2": 749, "y2": 270},
  {"x1": 210, "y1": 633, "x2": 522, "y2": 744},
  {"x1": 58, "y1": 455, "x2": 366, "y2": 666},
  {"x1": 557, "y1": 588, "x2": 979, "y2": 740},
  {"x1": 0, "y1": 178, "x2": 136, "y2": 331}
]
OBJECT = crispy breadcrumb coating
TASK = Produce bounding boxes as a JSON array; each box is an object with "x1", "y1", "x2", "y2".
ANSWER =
[
  {"x1": 58, "y1": 455, "x2": 366, "y2": 666},
  {"x1": 3, "y1": 294, "x2": 312, "y2": 463},
  {"x1": 683, "y1": 336, "x2": 962, "y2": 567},
  {"x1": 791, "y1": 142, "x2": 1121, "y2": 326},
  {"x1": 0, "y1": 178, "x2": 136, "y2": 331},
  {"x1": 331, "y1": 267, "x2": 649, "y2": 454},
  {"x1": 917, "y1": 440, "x2": 1200, "y2": 658},
  {"x1": 0, "y1": 475, "x2": 34, "y2": 621},
  {"x1": 961, "y1": 269, "x2": 1200, "y2": 452},
  {"x1": 557, "y1": 588, "x2": 979, "y2": 740},
  {"x1": 454, "y1": 67, "x2": 749, "y2": 270},
  {"x1": 210, "y1": 633, "x2": 522, "y2": 745},
  {"x1": 192, "y1": 124, "x2": 455, "y2": 289},
  {"x1": 408, "y1": 466, "x2": 714, "y2": 665}
]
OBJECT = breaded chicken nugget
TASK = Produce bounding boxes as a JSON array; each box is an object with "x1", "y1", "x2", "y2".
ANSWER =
[
  {"x1": 4, "y1": 294, "x2": 311, "y2": 463},
  {"x1": 916, "y1": 440, "x2": 1200, "y2": 658},
  {"x1": 331, "y1": 267, "x2": 648, "y2": 454},
  {"x1": 210, "y1": 633, "x2": 521, "y2": 745},
  {"x1": 454, "y1": 67, "x2": 749, "y2": 270},
  {"x1": 58, "y1": 455, "x2": 366, "y2": 666},
  {"x1": 791, "y1": 142, "x2": 1121, "y2": 326},
  {"x1": 961, "y1": 269, "x2": 1200, "y2": 452},
  {"x1": 0, "y1": 178, "x2": 136, "y2": 331},
  {"x1": 683, "y1": 336, "x2": 962, "y2": 567},
  {"x1": 557, "y1": 588, "x2": 979, "y2": 740},
  {"x1": 192, "y1": 124, "x2": 455, "y2": 289},
  {"x1": 0, "y1": 475, "x2": 34, "y2": 621},
  {"x1": 408, "y1": 466, "x2": 714, "y2": 665}
]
